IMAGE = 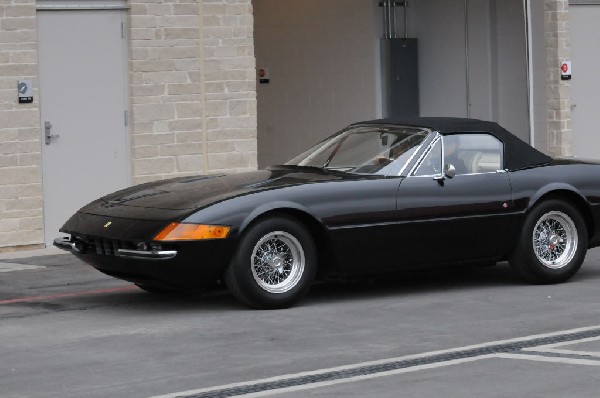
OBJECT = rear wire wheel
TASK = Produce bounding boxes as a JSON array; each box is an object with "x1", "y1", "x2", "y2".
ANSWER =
[
  {"x1": 509, "y1": 199, "x2": 588, "y2": 284},
  {"x1": 225, "y1": 216, "x2": 317, "y2": 309}
]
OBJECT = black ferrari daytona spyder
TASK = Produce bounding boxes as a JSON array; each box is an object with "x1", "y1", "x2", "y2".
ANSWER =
[{"x1": 55, "y1": 118, "x2": 600, "y2": 308}]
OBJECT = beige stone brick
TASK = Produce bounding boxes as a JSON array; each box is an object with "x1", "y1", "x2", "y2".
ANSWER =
[
  {"x1": 159, "y1": 16, "x2": 200, "y2": 27},
  {"x1": 18, "y1": 152, "x2": 40, "y2": 166},
  {"x1": 143, "y1": 71, "x2": 189, "y2": 84},
  {"x1": 0, "y1": 154, "x2": 18, "y2": 167},
  {"x1": 131, "y1": 16, "x2": 158, "y2": 29},
  {"x1": 2, "y1": 17, "x2": 35, "y2": 31},
  {"x1": 0, "y1": 109, "x2": 38, "y2": 129},
  {"x1": 175, "y1": 131, "x2": 202, "y2": 143},
  {"x1": 219, "y1": 116, "x2": 256, "y2": 129},
  {"x1": 132, "y1": 59, "x2": 176, "y2": 72},
  {"x1": 133, "y1": 103, "x2": 176, "y2": 121},
  {"x1": 167, "y1": 83, "x2": 201, "y2": 95},
  {"x1": 163, "y1": 94, "x2": 202, "y2": 103},
  {"x1": 132, "y1": 95, "x2": 162, "y2": 105},
  {"x1": 146, "y1": 3, "x2": 173, "y2": 16},
  {"x1": 167, "y1": 118, "x2": 202, "y2": 132},
  {"x1": 18, "y1": 140, "x2": 40, "y2": 154},
  {"x1": 158, "y1": 46, "x2": 199, "y2": 60},
  {"x1": 17, "y1": 128, "x2": 38, "y2": 141},
  {"x1": 228, "y1": 99, "x2": 249, "y2": 116},
  {"x1": 0, "y1": 166, "x2": 40, "y2": 185},
  {"x1": 205, "y1": 81, "x2": 226, "y2": 94},
  {"x1": 177, "y1": 154, "x2": 204, "y2": 172},
  {"x1": 173, "y1": 4, "x2": 199, "y2": 15},
  {"x1": 134, "y1": 157, "x2": 176, "y2": 175},
  {"x1": 159, "y1": 142, "x2": 203, "y2": 156},
  {"x1": 4, "y1": 196, "x2": 42, "y2": 211},
  {"x1": 234, "y1": 139, "x2": 258, "y2": 152},
  {"x1": 0, "y1": 218, "x2": 20, "y2": 233},
  {"x1": 204, "y1": 26, "x2": 233, "y2": 39},
  {"x1": 174, "y1": 59, "x2": 200, "y2": 71},
  {"x1": 208, "y1": 140, "x2": 235, "y2": 153},
  {"x1": 130, "y1": 28, "x2": 156, "y2": 40},
  {"x1": 205, "y1": 100, "x2": 227, "y2": 117},
  {"x1": 19, "y1": 216, "x2": 43, "y2": 231},
  {"x1": 175, "y1": 102, "x2": 201, "y2": 118},
  {"x1": 0, "y1": 30, "x2": 36, "y2": 44},
  {"x1": 154, "y1": 120, "x2": 169, "y2": 133},
  {"x1": 0, "y1": 229, "x2": 43, "y2": 247},
  {"x1": 19, "y1": 183, "x2": 42, "y2": 198},
  {"x1": 131, "y1": 84, "x2": 166, "y2": 97},
  {"x1": 5, "y1": 5, "x2": 35, "y2": 18},
  {"x1": 164, "y1": 28, "x2": 200, "y2": 40},
  {"x1": 133, "y1": 145, "x2": 159, "y2": 159},
  {"x1": 203, "y1": 4, "x2": 227, "y2": 16},
  {"x1": 0, "y1": 185, "x2": 19, "y2": 199},
  {"x1": 132, "y1": 132, "x2": 175, "y2": 146}
]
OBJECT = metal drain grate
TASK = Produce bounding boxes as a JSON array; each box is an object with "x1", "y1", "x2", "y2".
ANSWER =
[{"x1": 180, "y1": 328, "x2": 600, "y2": 398}]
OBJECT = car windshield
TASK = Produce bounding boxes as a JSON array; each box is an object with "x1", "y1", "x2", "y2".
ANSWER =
[{"x1": 286, "y1": 126, "x2": 429, "y2": 175}]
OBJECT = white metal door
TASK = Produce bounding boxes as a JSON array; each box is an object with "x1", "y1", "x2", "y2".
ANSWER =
[
  {"x1": 570, "y1": 4, "x2": 600, "y2": 159},
  {"x1": 38, "y1": 10, "x2": 130, "y2": 244}
]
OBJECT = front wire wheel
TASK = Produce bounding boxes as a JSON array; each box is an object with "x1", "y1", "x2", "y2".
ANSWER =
[
  {"x1": 225, "y1": 216, "x2": 317, "y2": 309},
  {"x1": 510, "y1": 199, "x2": 587, "y2": 284},
  {"x1": 251, "y1": 231, "x2": 305, "y2": 294}
]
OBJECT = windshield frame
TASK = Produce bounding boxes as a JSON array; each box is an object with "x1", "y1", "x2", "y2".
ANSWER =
[{"x1": 286, "y1": 124, "x2": 434, "y2": 177}]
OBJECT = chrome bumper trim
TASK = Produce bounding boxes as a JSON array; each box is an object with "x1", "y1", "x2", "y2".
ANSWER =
[
  {"x1": 53, "y1": 237, "x2": 177, "y2": 260},
  {"x1": 117, "y1": 249, "x2": 177, "y2": 260},
  {"x1": 53, "y1": 237, "x2": 81, "y2": 252}
]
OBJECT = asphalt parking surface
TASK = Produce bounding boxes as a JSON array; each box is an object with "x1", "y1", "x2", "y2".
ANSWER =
[{"x1": 0, "y1": 248, "x2": 599, "y2": 398}]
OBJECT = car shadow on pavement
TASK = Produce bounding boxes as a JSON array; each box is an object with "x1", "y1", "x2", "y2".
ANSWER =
[{"x1": 4, "y1": 252, "x2": 599, "y2": 316}]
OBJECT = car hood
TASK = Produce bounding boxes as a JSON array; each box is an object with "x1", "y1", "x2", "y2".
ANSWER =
[{"x1": 81, "y1": 166, "x2": 350, "y2": 216}]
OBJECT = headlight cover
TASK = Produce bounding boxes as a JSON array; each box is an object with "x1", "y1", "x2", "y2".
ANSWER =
[{"x1": 153, "y1": 223, "x2": 231, "y2": 241}]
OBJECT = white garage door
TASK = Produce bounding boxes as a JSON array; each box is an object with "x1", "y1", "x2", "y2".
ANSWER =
[{"x1": 570, "y1": 2, "x2": 600, "y2": 159}]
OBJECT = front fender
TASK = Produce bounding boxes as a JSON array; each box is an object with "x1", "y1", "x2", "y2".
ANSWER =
[{"x1": 238, "y1": 201, "x2": 318, "y2": 233}]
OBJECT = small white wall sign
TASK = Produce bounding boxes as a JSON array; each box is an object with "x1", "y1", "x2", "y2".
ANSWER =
[
  {"x1": 18, "y1": 79, "x2": 33, "y2": 103},
  {"x1": 560, "y1": 61, "x2": 571, "y2": 81}
]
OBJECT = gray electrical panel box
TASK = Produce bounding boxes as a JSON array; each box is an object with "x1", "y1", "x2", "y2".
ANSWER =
[{"x1": 381, "y1": 38, "x2": 419, "y2": 118}]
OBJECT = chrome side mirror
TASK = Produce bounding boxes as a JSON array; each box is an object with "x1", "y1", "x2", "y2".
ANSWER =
[
  {"x1": 444, "y1": 163, "x2": 456, "y2": 179},
  {"x1": 433, "y1": 163, "x2": 456, "y2": 182}
]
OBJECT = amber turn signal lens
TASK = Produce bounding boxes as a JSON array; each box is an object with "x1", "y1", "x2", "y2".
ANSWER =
[{"x1": 153, "y1": 223, "x2": 231, "y2": 241}]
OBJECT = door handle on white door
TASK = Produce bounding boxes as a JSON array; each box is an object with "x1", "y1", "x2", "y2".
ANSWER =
[{"x1": 45, "y1": 121, "x2": 60, "y2": 145}]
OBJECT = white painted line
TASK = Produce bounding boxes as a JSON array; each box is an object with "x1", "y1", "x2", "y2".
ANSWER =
[
  {"x1": 0, "y1": 263, "x2": 46, "y2": 273},
  {"x1": 523, "y1": 336, "x2": 600, "y2": 358},
  {"x1": 496, "y1": 353, "x2": 600, "y2": 366},
  {"x1": 149, "y1": 355, "x2": 496, "y2": 398},
  {"x1": 147, "y1": 325, "x2": 600, "y2": 398},
  {"x1": 232, "y1": 356, "x2": 496, "y2": 398},
  {"x1": 526, "y1": 348, "x2": 600, "y2": 358}
]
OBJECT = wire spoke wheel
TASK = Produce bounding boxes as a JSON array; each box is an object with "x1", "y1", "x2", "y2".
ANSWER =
[
  {"x1": 532, "y1": 211, "x2": 578, "y2": 269},
  {"x1": 251, "y1": 231, "x2": 305, "y2": 294}
]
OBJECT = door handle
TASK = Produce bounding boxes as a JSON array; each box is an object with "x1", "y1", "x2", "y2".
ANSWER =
[{"x1": 45, "y1": 121, "x2": 60, "y2": 145}]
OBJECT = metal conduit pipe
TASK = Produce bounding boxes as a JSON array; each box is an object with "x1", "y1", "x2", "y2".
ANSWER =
[
  {"x1": 383, "y1": 0, "x2": 389, "y2": 39},
  {"x1": 382, "y1": 1, "x2": 409, "y2": 39}
]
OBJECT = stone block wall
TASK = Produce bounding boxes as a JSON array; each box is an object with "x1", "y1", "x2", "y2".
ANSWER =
[
  {"x1": 0, "y1": 0, "x2": 44, "y2": 251},
  {"x1": 545, "y1": 0, "x2": 572, "y2": 156},
  {"x1": 129, "y1": 0, "x2": 256, "y2": 184}
]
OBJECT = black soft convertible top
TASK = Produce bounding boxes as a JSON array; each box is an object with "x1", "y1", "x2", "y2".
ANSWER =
[{"x1": 357, "y1": 117, "x2": 552, "y2": 171}]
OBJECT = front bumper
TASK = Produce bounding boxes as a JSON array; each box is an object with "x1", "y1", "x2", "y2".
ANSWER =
[
  {"x1": 55, "y1": 232, "x2": 236, "y2": 291},
  {"x1": 54, "y1": 236, "x2": 177, "y2": 260}
]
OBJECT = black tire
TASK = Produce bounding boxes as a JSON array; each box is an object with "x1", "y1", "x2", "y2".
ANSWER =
[
  {"x1": 509, "y1": 199, "x2": 588, "y2": 284},
  {"x1": 225, "y1": 216, "x2": 317, "y2": 309}
]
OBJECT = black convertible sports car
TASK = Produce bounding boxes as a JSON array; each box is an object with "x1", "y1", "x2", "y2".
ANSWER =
[{"x1": 55, "y1": 118, "x2": 600, "y2": 308}]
